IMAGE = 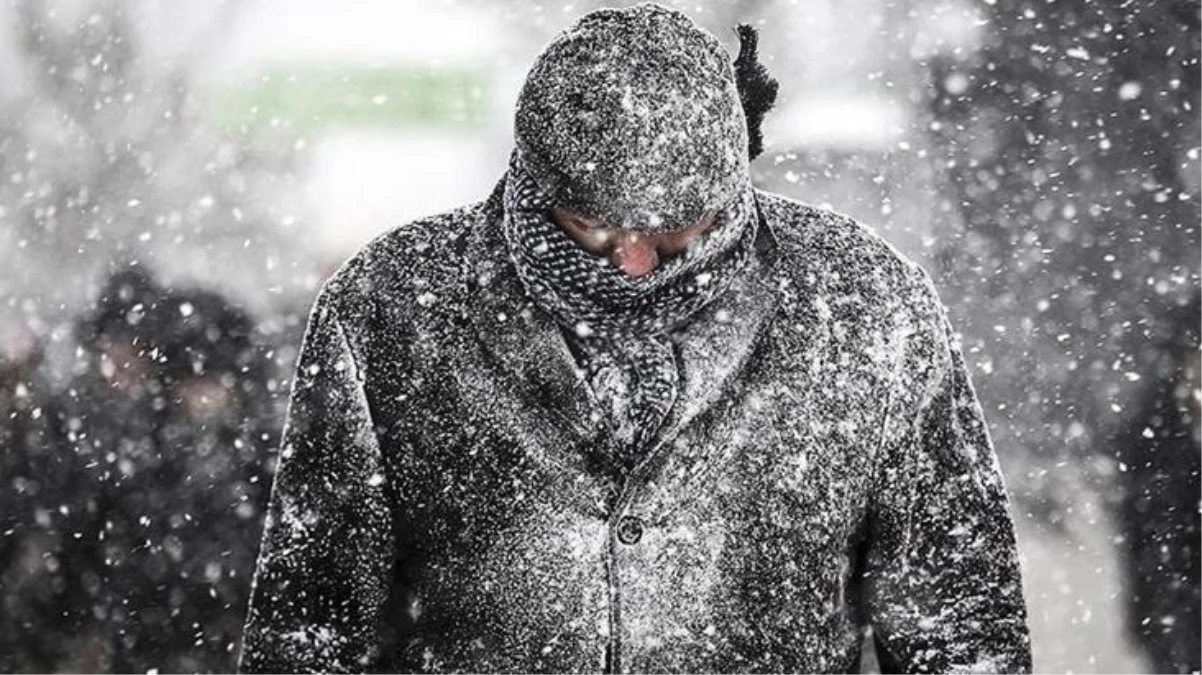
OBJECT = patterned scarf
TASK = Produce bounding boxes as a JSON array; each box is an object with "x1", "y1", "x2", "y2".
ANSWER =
[{"x1": 502, "y1": 153, "x2": 758, "y2": 464}]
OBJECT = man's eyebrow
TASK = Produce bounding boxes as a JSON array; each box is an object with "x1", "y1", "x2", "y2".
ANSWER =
[
  {"x1": 559, "y1": 209, "x2": 607, "y2": 229},
  {"x1": 558, "y1": 208, "x2": 714, "y2": 233}
]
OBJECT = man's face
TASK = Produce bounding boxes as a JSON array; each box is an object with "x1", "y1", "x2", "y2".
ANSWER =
[
  {"x1": 550, "y1": 207, "x2": 717, "y2": 277},
  {"x1": 550, "y1": 207, "x2": 716, "y2": 276},
  {"x1": 98, "y1": 337, "x2": 152, "y2": 393}
]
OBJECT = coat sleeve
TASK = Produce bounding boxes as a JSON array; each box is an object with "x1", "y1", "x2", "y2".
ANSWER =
[
  {"x1": 864, "y1": 293, "x2": 1032, "y2": 674},
  {"x1": 239, "y1": 291, "x2": 394, "y2": 673}
]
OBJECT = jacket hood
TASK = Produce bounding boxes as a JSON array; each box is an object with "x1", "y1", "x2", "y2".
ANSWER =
[{"x1": 513, "y1": 3, "x2": 750, "y2": 232}]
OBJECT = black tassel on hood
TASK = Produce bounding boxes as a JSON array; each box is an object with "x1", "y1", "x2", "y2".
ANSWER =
[{"x1": 733, "y1": 24, "x2": 779, "y2": 162}]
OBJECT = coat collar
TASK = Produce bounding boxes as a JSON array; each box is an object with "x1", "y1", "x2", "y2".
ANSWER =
[{"x1": 463, "y1": 176, "x2": 782, "y2": 476}]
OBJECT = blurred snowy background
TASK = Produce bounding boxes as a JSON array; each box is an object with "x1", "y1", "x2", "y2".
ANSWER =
[{"x1": 0, "y1": 0, "x2": 1198, "y2": 672}]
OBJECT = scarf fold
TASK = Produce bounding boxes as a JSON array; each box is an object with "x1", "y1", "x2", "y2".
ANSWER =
[{"x1": 502, "y1": 153, "x2": 758, "y2": 465}]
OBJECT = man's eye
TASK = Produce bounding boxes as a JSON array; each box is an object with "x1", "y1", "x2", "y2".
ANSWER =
[{"x1": 572, "y1": 218, "x2": 604, "y2": 231}]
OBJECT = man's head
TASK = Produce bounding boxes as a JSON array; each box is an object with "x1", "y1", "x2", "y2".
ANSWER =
[
  {"x1": 77, "y1": 266, "x2": 169, "y2": 392},
  {"x1": 515, "y1": 5, "x2": 749, "y2": 240},
  {"x1": 512, "y1": 4, "x2": 778, "y2": 277}
]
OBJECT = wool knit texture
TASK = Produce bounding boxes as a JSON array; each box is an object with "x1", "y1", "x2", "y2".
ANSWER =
[
  {"x1": 513, "y1": 3, "x2": 749, "y2": 232},
  {"x1": 502, "y1": 152, "x2": 758, "y2": 463}
]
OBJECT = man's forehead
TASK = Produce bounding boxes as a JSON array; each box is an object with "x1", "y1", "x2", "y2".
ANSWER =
[
  {"x1": 556, "y1": 204, "x2": 714, "y2": 233},
  {"x1": 516, "y1": 120, "x2": 744, "y2": 232}
]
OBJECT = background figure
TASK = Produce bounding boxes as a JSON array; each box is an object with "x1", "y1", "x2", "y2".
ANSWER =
[
  {"x1": 1113, "y1": 296, "x2": 1200, "y2": 674},
  {"x1": 150, "y1": 285, "x2": 278, "y2": 673},
  {"x1": 55, "y1": 266, "x2": 178, "y2": 672},
  {"x1": 0, "y1": 325, "x2": 80, "y2": 672},
  {"x1": 7, "y1": 265, "x2": 280, "y2": 673}
]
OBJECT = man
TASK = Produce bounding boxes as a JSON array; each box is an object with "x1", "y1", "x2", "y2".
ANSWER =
[
  {"x1": 0, "y1": 325, "x2": 74, "y2": 672},
  {"x1": 1113, "y1": 296, "x2": 1200, "y2": 674},
  {"x1": 240, "y1": 4, "x2": 1032, "y2": 673},
  {"x1": 29, "y1": 267, "x2": 277, "y2": 673}
]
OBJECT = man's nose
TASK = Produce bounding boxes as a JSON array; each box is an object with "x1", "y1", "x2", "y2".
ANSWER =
[{"x1": 611, "y1": 232, "x2": 659, "y2": 277}]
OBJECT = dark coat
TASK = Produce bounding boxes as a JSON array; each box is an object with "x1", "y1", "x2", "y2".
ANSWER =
[
  {"x1": 1117, "y1": 387, "x2": 1201, "y2": 674},
  {"x1": 1114, "y1": 330, "x2": 1201, "y2": 675},
  {"x1": 239, "y1": 184, "x2": 1032, "y2": 673},
  {"x1": 24, "y1": 278, "x2": 277, "y2": 674}
]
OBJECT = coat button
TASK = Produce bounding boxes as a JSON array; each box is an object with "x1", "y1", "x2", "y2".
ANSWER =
[{"x1": 616, "y1": 515, "x2": 644, "y2": 545}]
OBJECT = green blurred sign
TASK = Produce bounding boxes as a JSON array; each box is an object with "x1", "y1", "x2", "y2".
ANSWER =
[{"x1": 216, "y1": 64, "x2": 489, "y2": 132}]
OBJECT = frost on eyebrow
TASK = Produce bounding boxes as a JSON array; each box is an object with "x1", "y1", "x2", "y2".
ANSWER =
[{"x1": 556, "y1": 206, "x2": 717, "y2": 237}]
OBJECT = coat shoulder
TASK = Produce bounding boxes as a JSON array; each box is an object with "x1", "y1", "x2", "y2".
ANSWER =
[
  {"x1": 756, "y1": 189, "x2": 945, "y2": 327},
  {"x1": 755, "y1": 191, "x2": 961, "y2": 445},
  {"x1": 757, "y1": 190, "x2": 927, "y2": 290},
  {"x1": 315, "y1": 200, "x2": 490, "y2": 327}
]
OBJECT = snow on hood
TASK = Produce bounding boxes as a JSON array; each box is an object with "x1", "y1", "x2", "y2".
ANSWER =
[{"x1": 513, "y1": 3, "x2": 750, "y2": 232}]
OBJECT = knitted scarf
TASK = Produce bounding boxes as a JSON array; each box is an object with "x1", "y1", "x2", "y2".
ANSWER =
[{"x1": 503, "y1": 153, "x2": 758, "y2": 464}]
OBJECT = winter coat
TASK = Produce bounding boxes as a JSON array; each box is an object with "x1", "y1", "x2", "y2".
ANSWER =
[
  {"x1": 2, "y1": 272, "x2": 278, "y2": 674},
  {"x1": 1115, "y1": 360, "x2": 1201, "y2": 674},
  {"x1": 239, "y1": 183, "x2": 1032, "y2": 674}
]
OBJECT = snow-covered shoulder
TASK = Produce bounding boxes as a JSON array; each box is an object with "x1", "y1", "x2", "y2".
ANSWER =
[
  {"x1": 757, "y1": 190, "x2": 942, "y2": 307},
  {"x1": 308, "y1": 201, "x2": 489, "y2": 333},
  {"x1": 755, "y1": 189, "x2": 956, "y2": 404}
]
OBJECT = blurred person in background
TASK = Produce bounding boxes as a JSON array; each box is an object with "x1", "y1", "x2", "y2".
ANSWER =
[
  {"x1": 4, "y1": 266, "x2": 178, "y2": 672},
  {"x1": 151, "y1": 286, "x2": 277, "y2": 673},
  {"x1": 0, "y1": 324, "x2": 79, "y2": 672},
  {"x1": 3, "y1": 265, "x2": 278, "y2": 673},
  {"x1": 56, "y1": 265, "x2": 182, "y2": 672},
  {"x1": 241, "y1": 4, "x2": 1030, "y2": 673},
  {"x1": 1113, "y1": 295, "x2": 1201, "y2": 674}
]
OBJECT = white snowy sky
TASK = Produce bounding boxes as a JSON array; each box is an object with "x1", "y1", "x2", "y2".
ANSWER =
[
  {"x1": 217, "y1": 0, "x2": 500, "y2": 68},
  {"x1": 199, "y1": 0, "x2": 982, "y2": 257}
]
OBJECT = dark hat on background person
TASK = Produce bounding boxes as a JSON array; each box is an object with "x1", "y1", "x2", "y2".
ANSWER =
[
  {"x1": 76, "y1": 264, "x2": 172, "y2": 354},
  {"x1": 514, "y1": 3, "x2": 776, "y2": 232},
  {"x1": 158, "y1": 288, "x2": 260, "y2": 385}
]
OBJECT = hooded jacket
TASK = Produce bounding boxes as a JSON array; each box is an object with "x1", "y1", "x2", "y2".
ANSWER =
[{"x1": 240, "y1": 5, "x2": 1031, "y2": 673}]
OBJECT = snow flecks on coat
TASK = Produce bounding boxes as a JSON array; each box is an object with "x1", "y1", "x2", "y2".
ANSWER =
[
  {"x1": 238, "y1": 186, "x2": 1031, "y2": 673},
  {"x1": 239, "y1": 296, "x2": 393, "y2": 673}
]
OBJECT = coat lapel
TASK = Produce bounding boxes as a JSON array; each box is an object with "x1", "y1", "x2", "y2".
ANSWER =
[
  {"x1": 464, "y1": 193, "x2": 604, "y2": 450},
  {"x1": 464, "y1": 183, "x2": 782, "y2": 474},
  {"x1": 640, "y1": 231, "x2": 780, "y2": 461}
]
